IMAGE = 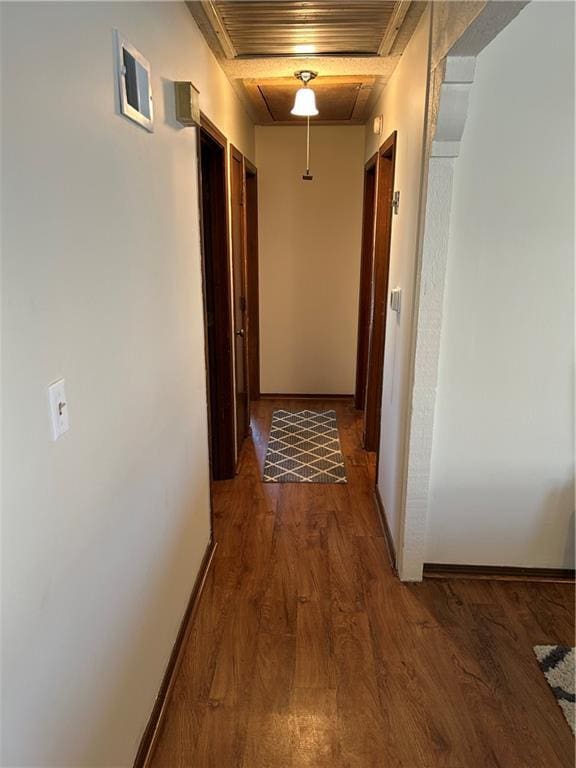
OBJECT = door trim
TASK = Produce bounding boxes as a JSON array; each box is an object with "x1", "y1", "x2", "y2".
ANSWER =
[
  {"x1": 198, "y1": 113, "x2": 236, "y2": 480},
  {"x1": 354, "y1": 151, "x2": 378, "y2": 411},
  {"x1": 244, "y1": 159, "x2": 260, "y2": 401},
  {"x1": 200, "y1": 112, "x2": 227, "y2": 147},
  {"x1": 230, "y1": 144, "x2": 250, "y2": 451},
  {"x1": 364, "y1": 131, "x2": 397, "y2": 455}
]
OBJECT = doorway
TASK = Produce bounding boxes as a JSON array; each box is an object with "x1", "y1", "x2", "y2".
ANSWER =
[
  {"x1": 244, "y1": 160, "x2": 260, "y2": 402},
  {"x1": 362, "y1": 131, "x2": 397, "y2": 454},
  {"x1": 230, "y1": 145, "x2": 250, "y2": 450},
  {"x1": 355, "y1": 152, "x2": 378, "y2": 411},
  {"x1": 198, "y1": 116, "x2": 236, "y2": 480}
]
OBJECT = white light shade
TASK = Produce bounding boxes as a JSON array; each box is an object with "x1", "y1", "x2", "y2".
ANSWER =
[{"x1": 291, "y1": 87, "x2": 319, "y2": 116}]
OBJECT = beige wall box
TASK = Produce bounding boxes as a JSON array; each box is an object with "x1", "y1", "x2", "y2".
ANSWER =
[
  {"x1": 174, "y1": 81, "x2": 200, "y2": 127},
  {"x1": 115, "y1": 30, "x2": 153, "y2": 132}
]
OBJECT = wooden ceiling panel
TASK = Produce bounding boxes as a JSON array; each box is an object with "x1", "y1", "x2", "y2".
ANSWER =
[
  {"x1": 244, "y1": 76, "x2": 376, "y2": 124},
  {"x1": 213, "y1": 0, "x2": 398, "y2": 56},
  {"x1": 261, "y1": 83, "x2": 359, "y2": 121}
]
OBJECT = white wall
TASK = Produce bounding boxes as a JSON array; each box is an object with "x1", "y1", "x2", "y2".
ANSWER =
[
  {"x1": 427, "y1": 1, "x2": 575, "y2": 568},
  {"x1": 364, "y1": 7, "x2": 431, "y2": 548},
  {"x1": 0, "y1": 3, "x2": 253, "y2": 766},
  {"x1": 256, "y1": 125, "x2": 364, "y2": 394}
]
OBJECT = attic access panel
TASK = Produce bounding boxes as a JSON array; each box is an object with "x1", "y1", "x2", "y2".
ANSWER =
[
  {"x1": 260, "y1": 82, "x2": 360, "y2": 121},
  {"x1": 245, "y1": 77, "x2": 376, "y2": 124},
  {"x1": 213, "y1": 0, "x2": 397, "y2": 57}
]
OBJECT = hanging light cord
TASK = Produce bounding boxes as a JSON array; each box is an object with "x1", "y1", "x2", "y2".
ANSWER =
[{"x1": 306, "y1": 114, "x2": 310, "y2": 175}]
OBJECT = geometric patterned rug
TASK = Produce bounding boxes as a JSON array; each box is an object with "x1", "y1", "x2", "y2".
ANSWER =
[
  {"x1": 534, "y1": 645, "x2": 575, "y2": 734},
  {"x1": 263, "y1": 409, "x2": 347, "y2": 483}
]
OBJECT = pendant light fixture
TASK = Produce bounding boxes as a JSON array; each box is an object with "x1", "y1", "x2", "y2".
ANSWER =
[
  {"x1": 291, "y1": 70, "x2": 318, "y2": 181},
  {"x1": 291, "y1": 71, "x2": 318, "y2": 117}
]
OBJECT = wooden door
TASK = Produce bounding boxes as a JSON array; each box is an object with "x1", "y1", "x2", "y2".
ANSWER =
[
  {"x1": 244, "y1": 160, "x2": 260, "y2": 401},
  {"x1": 230, "y1": 146, "x2": 249, "y2": 450},
  {"x1": 198, "y1": 117, "x2": 236, "y2": 480},
  {"x1": 364, "y1": 132, "x2": 397, "y2": 453},
  {"x1": 355, "y1": 153, "x2": 378, "y2": 410}
]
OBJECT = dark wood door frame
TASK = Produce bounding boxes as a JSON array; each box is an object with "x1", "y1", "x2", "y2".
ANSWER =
[
  {"x1": 230, "y1": 144, "x2": 250, "y2": 453},
  {"x1": 354, "y1": 151, "x2": 378, "y2": 410},
  {"x1": 197, "y1": 113, "x2": 236, "y2": 480},
  {"x1": 200, "y1": 112, "x2": 227, "y2": 149},
  {"x1": 244, "y1": 158, "x2": 260, "y2": 402},
  {"x1": 364, "y1": 131, "x2": 397, "y2": 453}
]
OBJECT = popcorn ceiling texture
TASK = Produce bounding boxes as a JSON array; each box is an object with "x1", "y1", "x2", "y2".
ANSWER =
[{"x1": 223, "y1": 55, "x2": 401, "y2": 80}]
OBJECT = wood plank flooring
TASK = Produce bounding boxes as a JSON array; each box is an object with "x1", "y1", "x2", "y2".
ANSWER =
[{"x1": 150, "y1": 398, "x2": 575, "y2": 768}]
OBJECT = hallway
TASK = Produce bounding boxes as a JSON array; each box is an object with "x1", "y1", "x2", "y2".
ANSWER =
[
  {"x1": 2, "y1": 1, "x2": 575, "y2": 764},
  {"x1": 150, "y1": 399, "x2": 574, "y2": 768}
]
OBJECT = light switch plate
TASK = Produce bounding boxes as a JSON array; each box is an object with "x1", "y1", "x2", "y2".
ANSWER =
[
  {"x1": 390, "y1": 288, "x2": 401, "y2": 314},
  {"x1": 48, "y1": 379, "x2": 69, "y2": 441}
]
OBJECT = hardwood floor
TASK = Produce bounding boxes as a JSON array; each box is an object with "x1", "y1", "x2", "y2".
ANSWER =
[{"x1": 150, "y1": 398, "x2": 575, "y2": 768}]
